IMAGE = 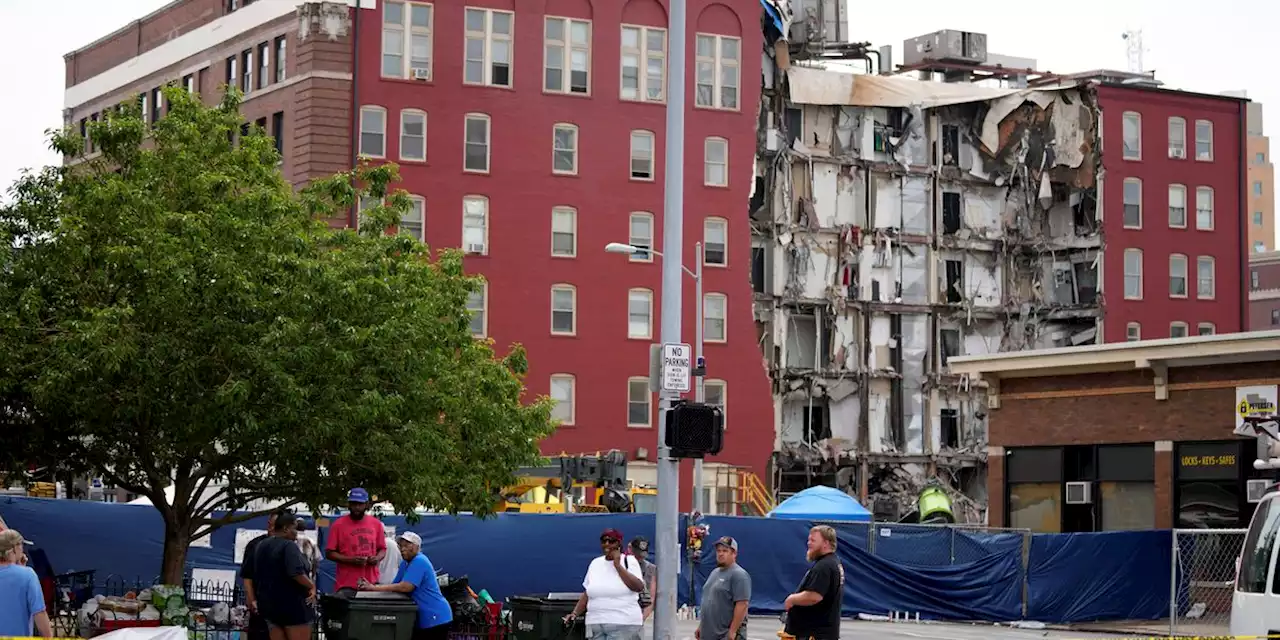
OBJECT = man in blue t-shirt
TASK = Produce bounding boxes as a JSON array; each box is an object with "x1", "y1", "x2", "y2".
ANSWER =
[
  {"x1": 0, "y1": 529, "x2": 51, "y2": 637},
  {"x1": 359, "y1": 531, "x2": 452, "y2": 640}
]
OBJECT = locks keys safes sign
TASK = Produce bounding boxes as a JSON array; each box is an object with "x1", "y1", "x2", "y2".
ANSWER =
[{"x1": 661, "y1": 343, "x2": 693, "y2": 393}]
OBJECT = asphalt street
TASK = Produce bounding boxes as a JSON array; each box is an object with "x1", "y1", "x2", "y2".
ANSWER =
[{"x1": 662, "y1": 618, "x2": 1132, "y2": 639}]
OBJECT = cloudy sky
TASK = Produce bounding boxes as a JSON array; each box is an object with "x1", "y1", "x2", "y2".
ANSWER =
[{"x1": 1, "y1": 0, "x2": 1272, "y2": 239}]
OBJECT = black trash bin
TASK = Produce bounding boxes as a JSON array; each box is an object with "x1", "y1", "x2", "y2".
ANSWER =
[
  {"x1": 322, "y1": 592, "x2": 419, "y2": 640},
  {"x1": 507, "y1": 593, "x2": 585, "y2": 640}
]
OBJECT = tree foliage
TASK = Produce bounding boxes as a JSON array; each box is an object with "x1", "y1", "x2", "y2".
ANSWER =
[{"x1": 0, "y1": 86, "x2": 555, "y2": 582}]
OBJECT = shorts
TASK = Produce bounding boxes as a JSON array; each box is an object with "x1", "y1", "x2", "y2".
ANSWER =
[
  {"x1": 411, "y1": 623, "x2": 450, "y2": 640},
  {"x1": 586, "y1": 623, "x2": 642, "y2": 640}
]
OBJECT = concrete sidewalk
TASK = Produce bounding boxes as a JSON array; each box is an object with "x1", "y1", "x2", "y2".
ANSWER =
[{"x1": 664, "y1": 617, "x2": 1132, "y2": 639}]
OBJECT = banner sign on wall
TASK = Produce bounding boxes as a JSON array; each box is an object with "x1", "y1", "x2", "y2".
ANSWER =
[{"x1": 1235, "y1": 385, "x2": 1278, "y2": 431}]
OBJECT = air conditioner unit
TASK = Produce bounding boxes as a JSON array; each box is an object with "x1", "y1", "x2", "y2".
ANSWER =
[
  {"x1": 466, "y1": 243, "x2": 486, "y2": 254},
  {"x1": 1247, "y1": 478, "x2": 1272, "y2": 503},
  {"x1": 1065, "y1": 481, "x2": 1092, "y2": 505},
  {"x1": 1170, "y1": 147, "x2": 1186, "y2": 159},
  {"x1": 411, "y1": 67, "x2": 430, "y2": 80}
]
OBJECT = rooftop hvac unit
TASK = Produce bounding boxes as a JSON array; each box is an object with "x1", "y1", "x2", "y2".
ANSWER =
[
  {"x1": 903, "y1": 30, "x2": 988, "y2": 67},
  {"x1": 787, "y1": 0, "x2": 850, "y2": 46},
  {"x1": 1065, "y1": 481, "x2": 1092, "y2": 505}
]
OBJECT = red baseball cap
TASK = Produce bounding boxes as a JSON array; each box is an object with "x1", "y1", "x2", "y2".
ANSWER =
[{"x1": 600, "y1": 528, "x2": 623, "y2": 542}]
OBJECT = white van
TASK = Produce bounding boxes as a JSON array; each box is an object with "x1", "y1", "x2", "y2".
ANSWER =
[{"x1": 1230, "y1": 483, "x2": 1280, "y2": 636}]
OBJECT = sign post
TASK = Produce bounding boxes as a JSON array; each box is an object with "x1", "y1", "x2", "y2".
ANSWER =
[{"x1": 660, "y1": 343, "x2": 693, "y2": 394}]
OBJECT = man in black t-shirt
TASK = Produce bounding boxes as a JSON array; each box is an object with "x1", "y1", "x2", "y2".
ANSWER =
[
  {"x1": 783, "y1": 525, "x2": 844, "y2": 640},
  {"x1": 241, "y1": 511, "x2": 282, "y2": 640},
  {"x1": 252, "y1": 512, "x2": 317, "y2": 640}
]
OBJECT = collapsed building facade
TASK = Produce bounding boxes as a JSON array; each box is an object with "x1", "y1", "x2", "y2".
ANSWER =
[{"x1": 751, "y1": 17, "x2": 1102, "y2": 522}]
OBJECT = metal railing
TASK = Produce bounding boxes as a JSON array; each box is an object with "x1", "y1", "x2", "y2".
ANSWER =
[{"x1": 1170, "y1": 528, "x2": 1246, "y2": 638}]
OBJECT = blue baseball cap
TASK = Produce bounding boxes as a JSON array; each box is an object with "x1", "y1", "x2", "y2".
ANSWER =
[{"x1": 348, "y1": 488, "x2": 370, "y2": 503}]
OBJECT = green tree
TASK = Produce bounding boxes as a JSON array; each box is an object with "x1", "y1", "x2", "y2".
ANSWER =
[{"x1": 0, "y1": 86, "x2": 554, "y2": 584}]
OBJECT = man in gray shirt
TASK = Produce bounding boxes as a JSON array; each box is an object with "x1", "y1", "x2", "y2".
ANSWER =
[{"x1": 697, "y1": 536, "x2": 751, "y2": 640}]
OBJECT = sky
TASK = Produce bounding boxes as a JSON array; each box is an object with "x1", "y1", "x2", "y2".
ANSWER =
[{"x1": 1, "y1": 0, "x2": 1274, "y2": 238}]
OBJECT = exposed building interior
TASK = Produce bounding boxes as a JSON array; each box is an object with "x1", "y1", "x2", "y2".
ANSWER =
[{"x1": 754, "y1": 5, "x2": 1101, "y2": 523}]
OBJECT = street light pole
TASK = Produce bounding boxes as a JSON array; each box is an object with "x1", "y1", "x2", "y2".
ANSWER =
[
  {"x1": 693, "y1": 242, "x2": 704, "y2": 514},
  {"x1": 655, "y1": 0, "x2": 686, "y2": 635}
]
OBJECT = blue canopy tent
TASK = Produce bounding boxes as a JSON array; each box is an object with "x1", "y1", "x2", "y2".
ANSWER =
[{"x1": 767, "y1": 485, "x2": 872, "y2": 522}]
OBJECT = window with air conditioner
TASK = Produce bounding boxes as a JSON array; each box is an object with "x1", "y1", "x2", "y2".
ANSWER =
[
  {"x1": 1065, "y1": 481, "x2": 1092, "y2": 505},
  {"x1": 1248, "y1": 479, "x2": 1272, "y2": 503},
  {"x1": 462, "y1": 195, "x2": 488, "y2": 255},
  {"x1": 383, "y1": 1, "x2": 433, "y2": 79},
  {"x1": 1167, "y1": 117, "x2": 1185, "y2": 158}
]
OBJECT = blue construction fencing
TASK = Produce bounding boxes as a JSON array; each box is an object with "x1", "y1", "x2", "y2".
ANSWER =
[{"x1": 0, "y1": 496, "x2": 1172, "y2": 624}]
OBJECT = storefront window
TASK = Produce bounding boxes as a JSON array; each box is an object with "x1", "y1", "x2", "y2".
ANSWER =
[
  {"x1": 1010, "y1": 482, "x2": 1061, "y2": 533},
  {"x1": 1100, "y1": 481, "x2": 1155, "y2": 530},
  {"x1": 1178, "y1": 481, "x2": 1242, "y2": 528}
]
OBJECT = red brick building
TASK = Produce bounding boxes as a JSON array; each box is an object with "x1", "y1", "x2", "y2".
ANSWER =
[
  {"x1": 950, "y1": 331, "x2": 1280, "y2": 532},
  {"x1": 1092, "y1": 79, "x2": 1249, "y2": 342},
  {"x1": 62, "y1": 0, "x2": 775, "y2": 509}
]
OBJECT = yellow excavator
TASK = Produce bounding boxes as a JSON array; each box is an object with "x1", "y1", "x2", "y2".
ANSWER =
[{"x1": 500, "y1": 450, "x2": 640, "y2": 513}]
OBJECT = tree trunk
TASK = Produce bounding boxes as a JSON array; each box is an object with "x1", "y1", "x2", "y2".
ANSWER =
[{"x1": 159, "y1": 516, "x2": 190, "y2": 586}]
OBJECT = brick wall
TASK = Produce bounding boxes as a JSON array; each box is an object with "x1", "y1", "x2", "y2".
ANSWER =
[
  {"x1": 991, "y1": 360, "x2": 1280, "y2": 447},
  {"x1": 66, "y1": 0, "x2": 227, "y2": 88}
]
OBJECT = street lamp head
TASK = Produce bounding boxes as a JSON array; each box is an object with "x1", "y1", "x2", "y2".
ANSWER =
[{"x1": 605, "y1": 242, "x2": 641, "y2": 255}]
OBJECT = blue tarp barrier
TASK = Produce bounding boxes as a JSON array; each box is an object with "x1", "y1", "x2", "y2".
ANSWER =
[
  {"x1": 0, "y1": 497, "x2": 1176, "y2": 623},
  {"x1": 1026, "y1": 530, "x2": 1171, "y2": 622}
]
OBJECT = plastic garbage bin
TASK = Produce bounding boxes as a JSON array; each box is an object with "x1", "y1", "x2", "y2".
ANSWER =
[
  {"x1": 322, "y1": 592, "x2": 419, "y2": 640},
  {"x1": 507, "y1": 593, "x2": 585, "y2": 640}
]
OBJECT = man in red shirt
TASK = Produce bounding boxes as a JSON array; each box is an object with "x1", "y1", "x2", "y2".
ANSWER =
[{"x1": 325, "y1": 488, "x2": 387, "y2": 595}]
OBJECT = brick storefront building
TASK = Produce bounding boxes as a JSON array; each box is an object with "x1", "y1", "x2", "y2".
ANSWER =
[{"x1": 950, "y1": 331, "x2": 1280, "y2": 532}]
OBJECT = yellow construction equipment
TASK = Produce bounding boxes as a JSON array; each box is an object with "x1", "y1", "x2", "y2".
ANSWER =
[{"x1": 499, "y1": 450, "x2": 635, "y2": 513}]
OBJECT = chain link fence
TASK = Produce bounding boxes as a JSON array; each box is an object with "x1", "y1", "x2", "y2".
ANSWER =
[{"x1": 1170, "y1": 528, "x2": 1246, "y2": 638}]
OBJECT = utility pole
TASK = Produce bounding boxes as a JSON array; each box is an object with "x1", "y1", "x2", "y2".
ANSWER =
[
  {"x1": 654, "y1": 0, "x2": 686, "y2": 637},
  {"x1": 693, "y1": 243, "x2": 705, "y2": 514}
]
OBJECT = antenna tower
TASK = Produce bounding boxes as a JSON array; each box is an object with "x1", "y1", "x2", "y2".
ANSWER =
[{"x1": 1122, "y1": 29, "x2": 1144, "y2": 73}]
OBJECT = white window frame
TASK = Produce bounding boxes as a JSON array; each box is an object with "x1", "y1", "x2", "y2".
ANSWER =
[
  {"x1": 359, "y1": 105, "x2": 387, "y2": 158},
  {"x1": 550, "y1": 284, "x2": 577, "y2": 336},
  {"x1": 399, "y1": 109, "x2": 427, "y2": 162},
  {"x1": 1196, "y1": 256, "x2": 1216, "y2": 300},
  {"x1": 1198, "y1": 322, "x2": 1216, "y2": 336},
  {"x1": 629, "y1": 212, "x2": 654, "y2": 262},
  {"x1": 628, "y1": 288, "x2": 653, "y2": 339},
  {"x1": 703, "y1": 217, "x2": 727, "y2": 267},
  {"x1": 1122, "y1": 111, "x2": 1141, "y2": 160},
  {"x1": 549, "y1": 374, "x2": 576, "y2": 425},
  {"x1": 543, "y1": 16, "x2": 591, "y2": 95},
  {"x1": 467, "y1": 281, "x2": 488, "y2": 337},
  {"x1": 552, "y1": 123, "x2": 579, "y2": 175},
  {"x1": 627, "y1": 377, "x2": 652, "y2": 428},
  {"x1": 704, "y1": 136, "x2": 728, "y2": 187},
  {"x1": 463, "y1": 113, "x2": 491, "y2": 174},
  {"x1": 258, "y1": 42, "x2": 270, "y2": 89},
  {"x1": 462, "y1": 195, "x2": 489, "y2": 255},
  {"x1": 704, "y1": 379, "x2": 726, "y2": 427},
  {"x1": 1169, "y1": 254, "x2": 1188, "y2": 299},
  {"x1": 1122, "y1": 178, "x2": 1142, "y2": 229},
  {"x1": 704, "y1": 292, "x2": 727, "y2": 343},
  {"x1": 694, "y1": 33, "x2": 740, "y2": 110},
  {"x1": 242, "y1": 49, "x2": 254, "y2": 93},
  {"x1": 551, "y1": 206, "x2": 576, "y2": 257},
  {"x1": 463, "y1": 8, "x2": 513, "y2": 88},
  {"x1": 357, "y1": 196, "x2": 381, "y2": 230},
  {"x1": 382, "y1": 1, "x2": 433, "y2": 80},
  {"x1": 401, "y1": 195, "x2": 425, "y2": 241},
  {"x1": 1195, "y1": 119, "x2": 1214, "y2": 161},
  {"x1": 1168, "y1": 117, "x2": 1185, "y2": 158},
  {"x1": 275, "y1": 36, "x2": 287, "y2": 83},
  {"x1": 630, "y1": 130, "x2": 655, "y2": 181},
  {"x1": 1196, "y1": 186, "x2": 1214, "y2": 231},
  {"x1": 1125, "y1": 322, "x2": 1141, "y2": 342},
  {"x1": 620, "y1": 25, "x2": 666, "y2": 103},
  {"x1": 1123, "y1": 248, "x2": 1143, "y2": 300},
  {"x1": 1168, "y1": 184, "x2": 1186, "y2": 228},
  {"x1": 1170, "y1": 322, "x2": 1189, "y2": 339}
]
